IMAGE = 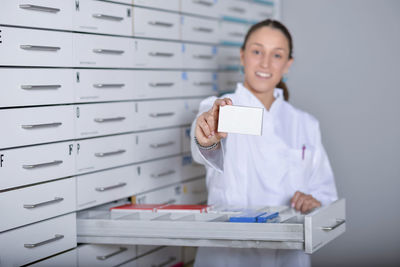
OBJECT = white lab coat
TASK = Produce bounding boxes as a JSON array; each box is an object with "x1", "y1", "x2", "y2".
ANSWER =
[{"x1": 191, "y1": 83, "x2": 338, "y2": 267}]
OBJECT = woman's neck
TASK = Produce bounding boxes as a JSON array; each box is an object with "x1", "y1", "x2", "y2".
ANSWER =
[{"x1": 243, "y1": 82, "x2": 275, "y2": 111}]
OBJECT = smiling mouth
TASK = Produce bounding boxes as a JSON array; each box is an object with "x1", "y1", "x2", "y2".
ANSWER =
[{"x1": 255, "y1": 71, "x2": 272, "y2": 78}]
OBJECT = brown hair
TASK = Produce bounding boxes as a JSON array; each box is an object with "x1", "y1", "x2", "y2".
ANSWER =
[{"x1": 241, "y1": 19, "x2": 293, "y2": 101}]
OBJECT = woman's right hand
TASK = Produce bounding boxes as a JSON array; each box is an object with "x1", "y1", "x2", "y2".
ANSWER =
[{"x1": 195, "y1": 98, "x2": 233, "y2": 147}]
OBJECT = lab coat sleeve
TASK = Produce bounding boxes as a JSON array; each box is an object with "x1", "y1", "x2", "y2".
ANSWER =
[
  {"x1": 308, "y1": 122, "x2": 339, "y2": 206},
  {"x1": 190, "y1": 96, "x2": 224, "y2": 173}
]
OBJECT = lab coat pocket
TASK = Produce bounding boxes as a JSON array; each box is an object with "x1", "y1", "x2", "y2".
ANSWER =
[{"x1": 286, "y1": 147, "x2": 314, "y2": 191}]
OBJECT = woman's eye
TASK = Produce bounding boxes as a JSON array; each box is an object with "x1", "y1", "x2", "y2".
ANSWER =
[
  {"x1": 274, "y1": 54, "x2": 282, "y2": 58},
  {"x1": 252, "y1": 50, "x2": 261, "y2": 55}
]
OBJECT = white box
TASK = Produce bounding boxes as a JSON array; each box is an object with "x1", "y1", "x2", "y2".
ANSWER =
[{"x1": 218, "y1": 105, "x2": 263, "y2": 135}]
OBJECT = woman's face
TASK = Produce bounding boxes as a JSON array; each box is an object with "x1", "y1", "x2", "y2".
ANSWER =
[{"x1": 240, "y1": 26, "x2": 293, "y2": 96}]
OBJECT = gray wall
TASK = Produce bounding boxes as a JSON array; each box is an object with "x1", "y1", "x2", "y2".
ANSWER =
[{"x1": 282, "y1": 1, "x2": 400, "y2": 266}]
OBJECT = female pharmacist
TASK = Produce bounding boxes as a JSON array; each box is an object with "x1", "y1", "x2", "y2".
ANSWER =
[{"x1": 191, "y1": 19, "x2": 338, "y2": 267}]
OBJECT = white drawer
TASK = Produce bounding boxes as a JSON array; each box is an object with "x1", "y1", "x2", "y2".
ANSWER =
[
  {"x1": 218, "y1": 71, "x2": 244, "y2": 93},
  {"x1": 75, "y1": 102, "x2": 135, "y2": 138},
  {"x1": 181, "y1": 15, "x2": 219, "y2": 44},
  {"x1": 0, "y1": 141, "x2": 75, "y2": 190},
  {"x1": 218, "y1": 46, "x2": 241, "y2": 68},
  {"x1": 73, "y1": 0, "x2": 133, "y2": 36},
  {"x1": 219, "y1": 0, "x2": 251, "y2": 21},
  {"x1": 135, "y1": 184, "x2": 183, "y2": 206},
  {"x1": 182, "y1": 71, "x2": 218, "y2": 97},
  {"x1": 0, "y1": 213, "x2": 76, "y2": 267},
  {"x1": 0, "y1": 68, "x2": 74, "y2": 108},
  {"x1": 0, "y1": 178, "x2": 76, "y2": 232},
  {"x1": 0, "y1": 0, "x2": 73, "y2": 30},
  {"x1": 133, "y1": 39, "x2": 182, "y2": 69},
  {"x1": 136, "y1": 245, "x2": 160, "y2": 258},
  {"x1": 136, "y1": 246, "x2": 181, "y2": 267},
  {"x1": 135, "y1": 156, "x2": 182, "y2": 193},
  {"x1": 220, "y1": 20, "x2": 249, "y2": 45},
  {"x1": 183, "y1": 44, "x2": 218, "y2": 69},
  {"x1": 0, "y1": 26, "x2": 73, "y2": 67},
  {"x1": 133, "y1": 0, "x2": 179, "y2": 12},
  {"x1": 78, "y1": 244, "x2": 136, "y2": 267},
  {"x1": 181, "y1": 0, "x2": 219, "y2": 18},
  {"x1": 181, "y1": 126, "x2": 191, "y2": 153},
  {"x1": 75, "y1": 134, "x2": 135, "y2": 174},
  {"x1": 181, "y1": 98, "x2": 202, "y2": 124},
  {"x1": 74, "y1": 69, "x2": 134, "y2": 103},
  {"x1": 181, "y1": 154, "x2": 206, "y2": 180},
  {"x1": 76, "y1": 165, "x2": 137, "y2": 210},
  {"x1": 134, "y1": 128, "x2": 181, "y2": 162},
  {"x1": 132, "y1": 71, "x2": 183, "y2": 99},
  {"x1": 181, "y1": 177, "x2": 207, "y2": 204},
  {"x1": 29, "y1": 249, "x2": 77, "y2": 267},
  {"x1": 249, "y1": 2, "x2": 274, "y2": 23},
  {"x1": 0, "y1": 105, "x2": 75, "y2": 149},
  {"x1": 73, "y1": 33, "x2": 133, "y2": 68},
  {"x1": 133, "y1": 7, "x2": 180, "y2": 40}
]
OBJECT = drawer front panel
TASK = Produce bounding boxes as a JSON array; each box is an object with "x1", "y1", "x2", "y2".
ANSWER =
[
  {"x1": 220, "y1": 21, "x2": 248, "y2": 45},
  {"x1": 134, "y1": 39, "x2": 182, "y2": 69},
  {"x1": 181, "y1": 177, "x2": 207, "y2": 204},
  {"x1": 29, "y1": 249, "x2": 77, "y2": 267},
  {"x1": 135, "y1": 184, "x2": 183, "y2": 205},
  {"x1": 218, "y1": 46, "x2": 241, "y2": 68},
  {"x1": 136, "y1": 246, "x2": 181, "y2": 267},
  {"x1": 183, "y1": 44, "x2": 218, "y2": 69},
  {"x1": 133, "y1": 0, "x2": 179, "y2": 12},
  {"x1": 181, "y1": 16, "x2": 219, "y2": 44},
  {"x1": 0, "y1": 213, "x2": 76, "y2": 267},
  {"x1": 0, "y1": 0, "x2": 73, "y2": 30},
  {"x1": 74, "y1": 69, "x2": 134, "y2": 103},
  {"x1": 73, "y1": 0, "x2": 133, "y2": 36},
  {"x1": 0, "y1": 178, "x2": 76, "y2": 232},
  {"x1": 73, "y1": 33, "x2": 133, "y2": 68},
  {"x1": 249, "y1": 3, "x2": 274, "y2": 23},
  {"x1": 181, "y1": 0, "x2": 219, "y2": 18},
  {"x1": 77, "y1": 165, "x2": 137, "y2": 210},
  {"x1": 182, "y1": 71, "x2": 218, "y2": 97},
  {"x1": 0, "y1": 26, "x2": 73, "y2": 67},
  {"x1": 132, "y1": 71, "x2": 183, "y2": 99},
  {"x1": 220, "y1": 0, "x2": 251, "y2": 20},
  {"x1": 0, "y1": 105, "x2": 75, "y2": 149},
  {"x1": 218, "y1": 71, "x2": 244, "y2": 93},
  {"x1": 0, "y1": 68, "x2": 74, "y2": 108},
  {"x1": 181, "y1": 154, "x2": 206, "y2": 180},
  {"x1": 133, "y1": 7, "x2": 180, "y2": 40},
  {"x1": 75, "y1": 102, "x2": 135, "y2": 138},
  {"x1": 76, "y1": 134, "x2": 135, "y2": 174},
  {"x1": 78, "y1": 244, "x2": 136, "y2": 267},
  {"x1": 181, "y1": 98, "x2": 202, "y2": 125},
  {"x1": 0, "y1": 142, "x2": 75, "y2": 190}
]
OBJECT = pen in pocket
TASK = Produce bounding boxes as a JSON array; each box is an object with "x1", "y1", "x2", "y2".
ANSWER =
[{"x1": 302, "y1": 144, "x2": 306, "y2": 160}]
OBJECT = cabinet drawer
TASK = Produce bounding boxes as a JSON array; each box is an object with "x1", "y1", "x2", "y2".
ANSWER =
[
  {"x1": 181, "y1": 98, "x2": 202, "y2": 124},
  {"x1": 0, "y1": 0, "x2": 73, "y2": 30},
  {"x1": 0, "y1": 213, "x2": 76, "y2": 267},
  {"x1": 0, "y1": 26, "x2": 73, "y2": 67},
  {"x1": 0, "y1": 178, "x2": 76, "y2": 232},
  {"x1": 183, "y1": 44, "x2": 218, "y2": 69},
  {"x1": 0, "y1": 141, "x2": 75, "y2": 190},
  {"x1": 135, "y1": 183, "x2": 183, "y2": 205},
  {"x1": 73, "y1": 33, "x2": 133, "y2": 68},
  {"x1": 133, "y1": 7, "x2": 180, "y2": 40},
  {"x1": 181, "y1": 0, "x2": 219, "y2": 18},
  {"x1": 220, "y1": 21, "x2": 249, "y2": 45},
  {"x1": 135, "y1": 128, "x2": 181, "y2": 162},
  {"x1": 75, "y1": 102, "x2": 135, "y2": 138},
  {"x1": 181, "y1": 126, "x2": 191, "y2": 153},
  {"x1": 77, "y1": 165, "x2": 137, "y2": 210},
  {"x1": 218, "y1": 71, "x2": 244, "y2": 93},
  {"x1": 181, "y1": 177, "x2": 207, "y2": 204},
  {"x1": 29, "y1": 249, "x2": 77, "y2": 267},
  {"x1": 218, "y1": 46, "x2": 241, "y2": 68},
  {"x1": 74, "y1": 69, "x2": 134, "y2": 103},
  {"x1": 181, "y1": 154, "x2": 206, "y2": 180},
  {"x1": 181, "y1": 16, "x2": 219, "y2": 44},
  {"x1": 219, "y1": 0, "x2": 251, "y2": 21},
  {"x1": 78, "y1": 244, "x2": 136, "y2": 267},
  {"x1": 132, "y1": 71, "x2": 183, "y2": 99},
  {"x1": 136, "y1": 246, "x2": 181, "y2": 267},
  {"x1": 249, "y1": 2, "x2": 274, "y2": 23},
  {"x1": 0, "y1": 105, "x2": 74, "y2": 149},
  {"x1": 133, "y1": 39, "x2": 182, "y2": 69},
  {"x1": 0, "y1": 68, "x2": 74, "y2": 108},
  {"x1": 133, "y1": 0, "x2": 179, "y2": 12},
  {"x1": 182, "y1": 71, "x2": 218, "y2": 97},
  {"x1": 73, "y1": 0, "x2": 133, "y2": 36},
  {"x1": 75, "y1": 134, "x2": 135, "y2": 174}
]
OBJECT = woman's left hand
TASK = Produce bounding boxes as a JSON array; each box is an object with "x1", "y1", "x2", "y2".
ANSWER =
[{"x1": 290, "y1": 191, "x2": 321, "y2": 213}]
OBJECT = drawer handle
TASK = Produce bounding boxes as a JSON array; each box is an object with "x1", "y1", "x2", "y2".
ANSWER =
[
  {"x1": 23, "y1": 160, "x2": 63, "y2": 169},
  {"x1": 162, "y1": 199, "x2": 176, "y2": 205},
  {"x1": 193, "y1": 27, "x2": 214, "y2": 33},
  {"x1": 95, "y1": 149, "x2": 126, "y2": 157},
  {"x1": 149, "y1": 82, "x2": 175, "y2": 87},
  {"x1": 192, "y1": 189, "x2": 207, "y2": 194},
  {"x1": 23, "y1": 197, "x2": 64, "y2": 209},
  {"x1": 194, "y1": 82, "x2": 214, "y2": 86},
  {"x1": 93, "y1": 14, "x2": 124, "y2": 21},
  {"x1": 149, "y1": 52, "x2": 174, "y2": 57},
  {"x1": 21, "y1": 85, "x2": 62, "y2": 90},
  {"x1": 229, "y1": 32, "x2": 245, "y2": 37},
  {"x1": 96, "y1": 182, "x2": 127, "y2": 192},
  {"x1": 19, "y1": 4, "x2": 60, "y2": 13},
  {"x1": 93, "y1": 83, "x2": 125, "y2": 89},
  {"x1": 93, "y1": 49, "x2": 125, "y2": 55},
  {"x1": 193, "y1": 54, "x2": 213, "y2": 60},
  {"x1": 21, "y1": 122, "x2": 62, "y2": 129},
  {"x1": 96, "y1": 247, "x2": 128, "y2": 261},
  {"x1": 193, "y1": 0, "x2": 214, "y2": 7},
  {"x1": 20, "y1": 45, "x2": 61, "y2": 52},
  {"x1": 227, "y1": 56, "x2": 241, "y2": 61},
  {"x1": 321, "y1": 219, "x2": 346, "y2": 231},
  {"x1": 229, "y1": 6, "x2": 246, "y2": 14},
  {"x1": 152, "y1": 256, "x2": 177, "y2": 267},
  {"x1": 149, "y1": 112, "x2": 175, "y2": 118},
  {"x1": 151, "y1": 170, "x2": 176, "y2": 178},
  {"x1": 24, "y1": 234, "x2": 64, "y2": 248},
  {"x1": 94, "y1": 116, "x2": 126, "y2": 123},
  {"x1": 148, "y1": 21, "x2": 174, "y2": 27},
  {"x1": 227, "y1": 81, "x2": 237, "y2": 86},
  {"x1": 150, "y1": 141, "x2": 175, "y2": 148}
]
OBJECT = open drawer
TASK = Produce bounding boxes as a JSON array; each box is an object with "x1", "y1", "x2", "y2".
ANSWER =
[{"x1": 77, "y1": 199, "x2": 345, "y2": 254}]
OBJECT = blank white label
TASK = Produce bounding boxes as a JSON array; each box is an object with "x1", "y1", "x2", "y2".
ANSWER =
[{"x1": 218, "y1": 105, "x2": 263, "y2": 136}]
